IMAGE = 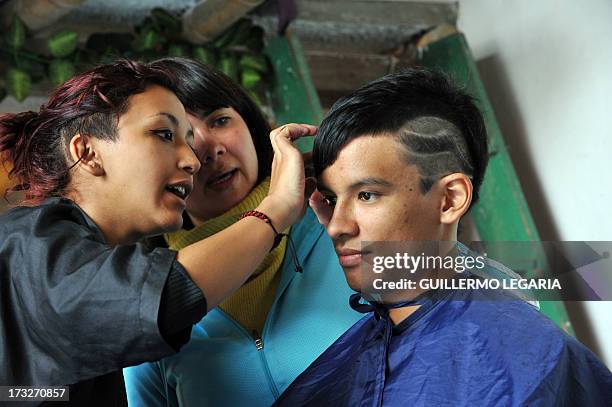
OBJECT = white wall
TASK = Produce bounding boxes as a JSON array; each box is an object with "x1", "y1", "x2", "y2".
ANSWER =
[{"x1": 458, "y1": 0, "x2": 612, "y2": 367}]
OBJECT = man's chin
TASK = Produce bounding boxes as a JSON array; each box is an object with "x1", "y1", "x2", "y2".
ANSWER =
[{"x1": 343, "y1": 270, "x2": 365, "y2": 292}]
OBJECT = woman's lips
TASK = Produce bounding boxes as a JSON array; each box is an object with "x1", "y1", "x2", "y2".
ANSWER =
[{"x1": 207, "y1": 169, "x2": 237, "y2": 190}]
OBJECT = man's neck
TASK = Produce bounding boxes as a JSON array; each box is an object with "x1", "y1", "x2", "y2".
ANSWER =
[{"x1": 388, "y1": 305, "x2": 421, "y2": 325}]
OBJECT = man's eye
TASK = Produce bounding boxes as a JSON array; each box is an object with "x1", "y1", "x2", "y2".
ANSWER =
[
  {"x1": 358, "y1": 191, "x2": 377, "y2": 202},
  {"x1": 323, "y1": 196, "x2": 337, "y2": 207},
  {"x1": 153, "y1": 129, "x2": 174, "y2": 141}
]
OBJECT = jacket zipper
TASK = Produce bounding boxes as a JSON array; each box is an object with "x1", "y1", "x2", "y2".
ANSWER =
[
  {"x1": 252, "y1": 329, "x2": 280, "y2": 398},
  {"x1": 214, "y1": 309, "x2": 281, "y2": 399}
]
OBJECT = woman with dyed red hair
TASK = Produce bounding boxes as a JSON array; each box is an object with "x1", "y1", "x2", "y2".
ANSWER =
[{"x1": 0, "y1": 60, "x2": 313, "y2": 405}]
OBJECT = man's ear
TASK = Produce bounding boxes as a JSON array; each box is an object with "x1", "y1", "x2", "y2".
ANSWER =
[
  {"x1": 439, "y1": 173, "x2": 472, "y2": 225},
  {"x1": 68, "y1": 134, "x2": 105, "y2": 176}
]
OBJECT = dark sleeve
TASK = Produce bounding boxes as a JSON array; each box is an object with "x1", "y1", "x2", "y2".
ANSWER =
[
  {"x1": 158, "y1": 261, "x2": 207, "y2": 350},
  {"x1": 1, "y1": 201, "x2": 205, "y2": 385}
]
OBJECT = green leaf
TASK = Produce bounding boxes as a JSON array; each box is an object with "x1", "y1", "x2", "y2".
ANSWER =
[
  {"x1": 239, "y1": 55, "x2": 268, "y2": 74},
  {"x1": 49, "y1": 59, "x2": 76, "y2": 86},
  {"x1": 245, "y1": 89, "x2": 263, "y2": 107},
  {"x1": 167, "y1": 43, "x2": 190, "y2": 57},
  {"x1": 218, "y1": 53, "x2": 238, "y2": 80},
  {"x1": 7, "y1": 15, "x2": 26, "y2": 50},
  {"x1": 7, "y1": 68, "x2": 32, "y2": 102},
  {"x1": 192, "y1": 46, "x2": 217, "y2": 66},
  {"x1": 132, "y1": 27, "x2": 162, "y2": 52},
  {"x1": 240, "y1": 68, "x2": 262, "y2": 89},
  {"x1": 47, "y1": 30, "x2": 79, "y2": 58}
]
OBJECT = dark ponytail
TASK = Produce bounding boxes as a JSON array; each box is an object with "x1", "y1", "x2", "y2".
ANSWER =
[{"x1": 0, "y1": 111, "x2": 69, "y2": 204}]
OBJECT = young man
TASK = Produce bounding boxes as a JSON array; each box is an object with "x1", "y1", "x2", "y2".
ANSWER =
[{"x1": 275, "y1": 69, "x2": 611, "y2": 406}]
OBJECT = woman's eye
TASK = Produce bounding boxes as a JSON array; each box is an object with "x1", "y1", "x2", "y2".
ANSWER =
[
  {"x1": 323, "y1": 196, "x2": 337, "y2": 207},
  {"x1": 212, "y1": 116, "x2": 230, "y2": 127},
  {"x1": 358, "y1": 191, "x2": 377, "y2": 202},
  {"x1": 153, "y1": 129, "x2": 174, "y2": 142}
]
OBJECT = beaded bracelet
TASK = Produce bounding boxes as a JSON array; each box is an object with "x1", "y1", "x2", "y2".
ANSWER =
[{"x1": 239, "y1": 210, "x2": 284, "y2": 252}]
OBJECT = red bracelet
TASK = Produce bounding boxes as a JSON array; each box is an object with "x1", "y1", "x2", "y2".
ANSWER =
[{"x1": 239, "y1": 210, "x2": 284, "y2": 252}]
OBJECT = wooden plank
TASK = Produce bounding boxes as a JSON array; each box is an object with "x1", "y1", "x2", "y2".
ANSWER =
[
  {"x1": 264, "y1": 33, "x2": 323, "y2": 152},
  {"x1": 418, "y1": 32, "x2": 574, "y2": 334}
]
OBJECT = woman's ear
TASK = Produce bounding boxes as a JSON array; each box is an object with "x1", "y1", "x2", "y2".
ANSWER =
[
  {"x1": 68, "y1": 134, "x2": 105, "y2": 176},
  {"x1": 439, "y1": 173, "x2": 473, "y2": 225}
]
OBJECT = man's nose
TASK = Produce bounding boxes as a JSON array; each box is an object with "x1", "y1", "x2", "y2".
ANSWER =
[{"x1": 326, "y1": 203, "x2": 359, "y2": 242}]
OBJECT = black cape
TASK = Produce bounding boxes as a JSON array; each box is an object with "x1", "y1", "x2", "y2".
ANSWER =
[{"x1": 0, "y1": 198, "x2": 182, "y2": 405}]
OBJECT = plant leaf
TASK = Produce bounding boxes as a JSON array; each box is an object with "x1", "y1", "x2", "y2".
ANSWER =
[
  {"x1": 167, "y1": 43, "x2": 190, "y2": 57},
  {"x1": 241, "y1": 68, "x2": 262, "y2": 89},
  {"x1": 48, "y1": 30, "x2": 79, "y2": 58},
  {"x1": 132, "y1": 27, "x2": 162, "y2": 52},
  {"x1": 239, "y1": 55, "x2": 269, "y2": 74},
  {"x1": 7, "y1": 68, "x2": 32, "y2": 102},
  {"x1": 49, "y1": 59, "x2": 76, "y2": 86},
  {"x1": 192, "y1": 46, "x2": 217, "y2": 66},
  {"x1": 218, "y1": 53, "x2": 238, "y2": 80},
  {"x1": 7, "y1": 15, "x2": 26, "y2": 50}
]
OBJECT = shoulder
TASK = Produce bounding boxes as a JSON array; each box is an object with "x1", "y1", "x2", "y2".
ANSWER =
[
  {"x1": 411, "y1": 294, "x2": 611, "y2": 403},
  {"x1": 442, "y1": 291, "x2": 591, "y2": 375},
  {"x1": 1, "y1": 197, "x2": 94, "y2": 231},
  {"x1": 0, "y1": 197, "x2": 103, "y2": 248}
]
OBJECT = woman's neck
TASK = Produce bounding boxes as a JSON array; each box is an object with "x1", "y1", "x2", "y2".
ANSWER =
[{"x1": 69, "y1": 193, "x2": 142, "y2": 246}]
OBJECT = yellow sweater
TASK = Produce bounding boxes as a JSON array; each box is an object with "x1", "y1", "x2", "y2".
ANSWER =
[{"x1": 166, "y1": 179, "x2": 285, "y2": 335}]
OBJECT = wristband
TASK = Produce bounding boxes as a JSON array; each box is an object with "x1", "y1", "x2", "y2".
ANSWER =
[{"x1": 239, "y1": 210, "x2": 284, "y2": 252}]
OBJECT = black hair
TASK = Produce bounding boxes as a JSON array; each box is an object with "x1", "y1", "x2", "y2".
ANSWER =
[
  {"x1": 148, "y1": 57, "x2": 272, "y2": 182},
  {"x1": 313, "y1": 68, "x2": 488, "y2": 207}
]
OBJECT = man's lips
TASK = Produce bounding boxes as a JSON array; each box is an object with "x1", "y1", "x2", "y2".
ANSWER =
[{"x1": 336, "y1": 248, "x2": 364, "y2": 268}]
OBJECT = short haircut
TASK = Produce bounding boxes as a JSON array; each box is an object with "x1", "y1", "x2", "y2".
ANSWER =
[
  {"x1": 148, "y1": 57, "x2": 272, "y2": 182},
  {"x1": 0, "y1": 60, "x2": 178, "y2": 204},
  {"x1": 313, "y1": 68, "x2": 489, "y2": 206}
]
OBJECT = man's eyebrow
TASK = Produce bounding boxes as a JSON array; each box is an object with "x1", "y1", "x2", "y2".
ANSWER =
[
  {"x1": 349, "y1": 177, "x2": 392, "y2": 189},
  {"x1": 150, "y1": 112, "x2": 179, "y2": 127},
  {"x1": 316, "y1": 177, "x2": 392, "y2": 194}
]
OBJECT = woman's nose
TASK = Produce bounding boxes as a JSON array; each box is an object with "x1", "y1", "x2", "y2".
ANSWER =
[
  {"x1": 180, "y1": 144, "x2": 201, "y2": 175},
  {"x1": 203, "y1": 141, "x2": 226, "y2": 164},
  {"x1": 196, "y1": 132, "x2": 227, "y2": 165}
]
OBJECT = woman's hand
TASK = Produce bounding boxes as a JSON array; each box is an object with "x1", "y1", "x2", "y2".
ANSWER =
[{"x1": 259, "y1": 123, "x2": 317, "y2": 231}]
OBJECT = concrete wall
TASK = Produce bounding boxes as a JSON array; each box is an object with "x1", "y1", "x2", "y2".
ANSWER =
[{"x1": 458, "y1": 0, "x2": 612, "y2": 367}]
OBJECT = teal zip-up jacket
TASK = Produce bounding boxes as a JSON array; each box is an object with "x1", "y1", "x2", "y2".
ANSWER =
[{"x1": 123, "y1": 208, "x2": 363, "y2": 406}]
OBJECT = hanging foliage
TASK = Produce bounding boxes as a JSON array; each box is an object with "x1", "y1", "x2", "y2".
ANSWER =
[{"x1": 0, "y1": 8, "x2": 272, "y2": 106}]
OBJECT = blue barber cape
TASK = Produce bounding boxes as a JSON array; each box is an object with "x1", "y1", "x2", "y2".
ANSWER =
[{"x1": 275, "y1": 280, "x2": 612, "y2": 406}]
